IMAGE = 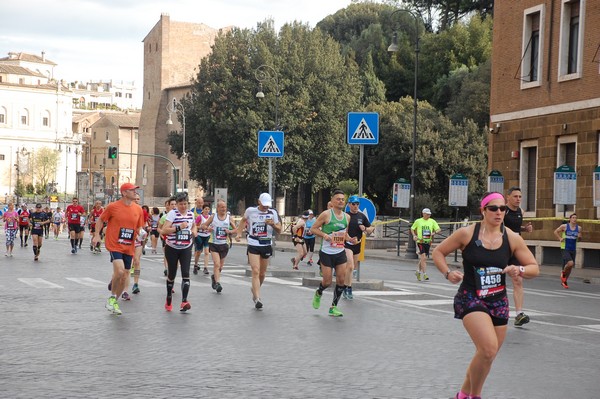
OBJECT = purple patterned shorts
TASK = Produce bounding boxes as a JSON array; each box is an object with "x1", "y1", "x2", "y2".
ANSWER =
[{"x1": 453, "y1": 289, "x2": 509, "y2": 326}]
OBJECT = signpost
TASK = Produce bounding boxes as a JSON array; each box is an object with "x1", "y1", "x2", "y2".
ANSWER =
[
  {"x1": 593, "y1": 166, "x2": 600, "y2": 207},
  {"x1": 258, "y1": 130, "x2": 284, "y2": 201},
  {"x1": 347, "y1": 112, "x2": 379, "y2": 195},
  {"x1": 449, "y1": 173, "x2": 468, "y2": 262},
  {"x1": 554, "y1": 165, "x2": 576, "y2": 217},
  {"x1": 392, "y1": 178, "x2": 410, "y2": 256},
  {"x1": 487, "y1": 170, "x2": 504, "y2": 193}
]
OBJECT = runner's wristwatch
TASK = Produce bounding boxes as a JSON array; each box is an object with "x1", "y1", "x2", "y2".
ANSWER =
[{"x1": 519, "y1": 266, "x2": 525, "y2": 277}]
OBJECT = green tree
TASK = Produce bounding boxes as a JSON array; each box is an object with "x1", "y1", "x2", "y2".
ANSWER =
[
  {"x1": 362, "y1": 97, "x2": 488, "y2": 215},
  {"x1": 171, "y1": 21, "x2": 363, "y2": 211},
  {"x1": 32, "y1": 147, "x2": 60, "y2": 195}
]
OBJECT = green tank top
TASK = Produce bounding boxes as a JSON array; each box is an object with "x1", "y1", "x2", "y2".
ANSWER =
[{"x1": 321, "y1": 209, "x2": 348, "y2": 254}]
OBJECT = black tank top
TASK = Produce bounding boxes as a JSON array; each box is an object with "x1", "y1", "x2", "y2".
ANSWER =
[
  {"x1": 503, "y1": 207, "x2": 522, "y2": 234},
  {"x1": 460, "y1": 223, "x2": 512, "y2": 299}
]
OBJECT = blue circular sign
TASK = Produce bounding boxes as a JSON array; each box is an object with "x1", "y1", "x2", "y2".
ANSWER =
[{"x1": 345, "y1": 197, "x2": 376, "y2": 224}]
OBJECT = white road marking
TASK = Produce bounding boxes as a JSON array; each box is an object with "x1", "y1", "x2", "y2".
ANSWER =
[
  {"x1": 18, "y1": 278, "x2": 63, "y2": 288},
  {"x1": 66, "y1": 277, "x2": 106, "y2": 287}
]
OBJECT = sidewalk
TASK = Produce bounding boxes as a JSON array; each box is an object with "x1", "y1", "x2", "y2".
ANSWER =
[{"x1": 266, "y1": 237, "x2": 600, "y2": 285}]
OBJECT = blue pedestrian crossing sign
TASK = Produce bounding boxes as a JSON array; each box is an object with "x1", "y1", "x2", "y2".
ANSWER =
[
  {"x1": 258, "y1": 130, "x2": 284, "y2": 158},
  {"x1": 347, "y1": 112, "x2": 379, "y2": 145}
]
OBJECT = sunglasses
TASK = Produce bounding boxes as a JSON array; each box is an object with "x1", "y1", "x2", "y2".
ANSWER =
[
  {"x1": 350, "y1": 202, "x2": 359, "y2": 205},
  {"x1": 484, "y1": 205, "x2": 507, "y2": 212}
]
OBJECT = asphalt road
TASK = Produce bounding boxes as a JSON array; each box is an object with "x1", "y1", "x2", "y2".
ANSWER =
[{"x1": 1, "y1": 233, "x2": 599, "y2": 398}]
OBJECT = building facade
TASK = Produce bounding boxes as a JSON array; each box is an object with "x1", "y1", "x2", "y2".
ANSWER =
[
  {"x1": 0, "y1": 52, "x2": 81, "y2": 203},
  {"x1": 137, "y1": 13, "x2": 223, "y2": 198},
  {"x1": 490, "y1": 0, "x2": 600, "y2": 267}
]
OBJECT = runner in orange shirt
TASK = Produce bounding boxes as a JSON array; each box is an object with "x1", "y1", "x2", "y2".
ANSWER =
[{"x1": 93, "y1": 183, "x2": 145, "y2": 315}]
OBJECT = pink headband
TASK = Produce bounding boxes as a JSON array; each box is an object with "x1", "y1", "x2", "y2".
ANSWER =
[{"x1": 481, "y1": 192, "x2": 505, "y2": 208}]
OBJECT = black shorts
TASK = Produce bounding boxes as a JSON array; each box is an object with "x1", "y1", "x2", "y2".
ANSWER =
[
  {"x1": 109, "y1": 251, "x2": 133, "y2": 270},
  {"x1": 150, "y1": 230, "x2": 159, "y2": 237},
  {"x1": 417, "y1": 242, "x2": 431, "y2": 256},
  {"x1": 304, "y1": 237, "x2": 315, "y2": 252},
  {"x1": 292, "y1": 237, "x2": 304, "y2": 246},
  {"x1": 562, "y1": 250, "x2": 576, "y2": 265},
  {"x1": 68, "y1": 223, "x2": 82, "y2": 234},
  {"x1": 318, "y1": 250, "x2": 347, "y2": 268},
  {"x1": 209, "y1": 243, "x2": 229, "y2": 259},
  {"x1": 31, "y1": 229, "x2": 44, "y2": 236},
  {"x1": 19, "y1": 225, "x2": 29, "y2": 233},
  {"x1": 344, "y1": 242, "x2": 361, "y2": 255},
  {"x1": 248, "y1": 245, "x2": 272, "y2": 259}
]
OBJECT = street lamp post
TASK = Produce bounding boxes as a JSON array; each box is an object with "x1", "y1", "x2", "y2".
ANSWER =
[
  {"x1": 166, "y1": 98, "x2": 186, "y2": 193},
  {"x1": 255, "y1": 64, "x2": 280, "y2": 201},
  {"x1": 389, "y1": 9, "x2": 420, "y2": 259}
]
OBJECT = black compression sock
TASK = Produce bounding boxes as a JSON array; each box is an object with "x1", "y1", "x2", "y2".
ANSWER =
[
  {"x1": 332, "y1": 284, "x2": 345, "y2": 306},
  {"x1": 317, "y1": 283, "x2": 327, "y2": 296},
  {"x1": 181, "y1": 279, "x2": 190, "y2": 302},
  {"x1": 166, "y1": 280, "x2": 175, "y2": 303}
]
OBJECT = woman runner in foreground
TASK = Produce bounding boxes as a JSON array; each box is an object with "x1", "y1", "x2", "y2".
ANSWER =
[{"x1": 432, "y1": 192, "x2": 539, "y2": 399}]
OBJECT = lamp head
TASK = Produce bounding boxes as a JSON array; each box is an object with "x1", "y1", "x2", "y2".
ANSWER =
[
  {"x1": 255, "y1": 91, "x2": 265, "y2": 99},
  {"x1": 166, "y1": 115, "x2": 173, "y2": 125},
  {"x1": 388, "y1": 31, "x2": 399, "y2": 52}
]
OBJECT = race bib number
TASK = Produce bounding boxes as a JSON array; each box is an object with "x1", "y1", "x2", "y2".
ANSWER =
[
  {"x1": 22, "y1": 217, "x2": 29, "y2": 223},
  {"x1": 474, "y1": 266, "x2": 505, "y2": 298},
  {"x1": 215, "y1": 226, "x2": 227, "y2": 240},
  {"x1": 422, "y1": 227, "x2": 431, "y2": 240},
  {"x1": 118, "y1": 228, "x2": 134, "y2": 245},
  {"x1": 330, "y1": 231, "x2": 345, "y2": 249},
  {"x1": 176, "y1": 229, "x2": 191, "y2": 245},
  {"x1": 252, "y1": 222, "x2": 267, "y2": 237},
  {"x1": 71, "y1": 213, "x2": 78, "y2": 219},
  {"x1": 34, "y1": 222, "x2": 41, "y2": 229}
]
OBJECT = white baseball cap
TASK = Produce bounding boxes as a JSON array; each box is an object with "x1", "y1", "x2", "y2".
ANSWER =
[
  {"x1": 422, "y1": 208, "x2": 432, "y2": 215},
  {"x1": 258, "y1": 193, "x2": 272, "y2": 207}
]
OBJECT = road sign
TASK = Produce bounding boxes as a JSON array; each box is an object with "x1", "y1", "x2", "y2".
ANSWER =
[
  {"x1": 347, "y1": 112, "x2": 379, "y2": 145},
  {"x1": 345, "y1": 197, "x2": 376, "y2": 223},
  {"x1": 487, "y1": 170, "x2": 504, "y2": 193},
  {"x1": 258, "y1": 131, "x2": 284, "y2": 158},
  {"x1": 594, "y1": 167, "x2": 600, "y2": 207},
  {"x1": 554, "y1": 165, "x2": 576, "y2": 205},
  {"x1": 392, "y1": 178, "x2": 410, "y2": 208},
  {"x1": 449, "y1": 173, "x2": 469, "y2": 207}
]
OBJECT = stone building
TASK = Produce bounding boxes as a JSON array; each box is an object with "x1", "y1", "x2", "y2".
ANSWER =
[
  {"x1": 0, "y1": 52, "x2": 80, "y2": 202},
  {"x1": 489, "y1": 0, "x2": 600, "y2": 267},
  {"x1": 136, "y1": 13, "x2": 224, "y2": 200}
]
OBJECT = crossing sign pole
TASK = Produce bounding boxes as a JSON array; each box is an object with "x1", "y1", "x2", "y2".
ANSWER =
[
  {"x1": 347, "y1": 112, "x2": 379, "y2": 195},
  {"x1": 258, "y1": 130, "x2": 285, "y2": 200}
]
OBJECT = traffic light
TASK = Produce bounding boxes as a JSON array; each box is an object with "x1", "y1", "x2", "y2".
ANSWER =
[{"x1": 108, "y1": 146, "x2": 118, "y2": 159}]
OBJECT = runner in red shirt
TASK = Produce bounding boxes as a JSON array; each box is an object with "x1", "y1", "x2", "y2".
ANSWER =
[
  {"x1": 88, "y1": 200, "x2": 104, "y2": 253},
  {"x1": 17, "y1": 204, "x2": 31, "y2": 247},
  {"x1": 65, "y1": 197, "x2": 85, "y2": 254}
]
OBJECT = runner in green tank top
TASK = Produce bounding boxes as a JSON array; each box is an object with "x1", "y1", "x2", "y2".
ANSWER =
[{"x1": 309, "y1": 189, "x2": 351, "y2": 317}]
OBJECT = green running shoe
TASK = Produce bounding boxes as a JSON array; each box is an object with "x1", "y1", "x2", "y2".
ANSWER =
[
  {"x1": 112, "y1": 300, "x2": 122, "y2": 315},
  {"x1": 328, "y1": 306, "x2": 343, "y2": 317},
  {"x1": 312, "y1": 290, "x2": 321, "y2": 309}
]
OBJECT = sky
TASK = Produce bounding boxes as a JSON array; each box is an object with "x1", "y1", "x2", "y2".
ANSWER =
[{"x1": 0, "y1": 0, "x2": 354, "y2": 86}]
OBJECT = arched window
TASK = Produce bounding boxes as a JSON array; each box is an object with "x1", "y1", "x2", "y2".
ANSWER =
[
  {"x1": 20, "y1": 109, "x2": 29, "y2": 126},
  {"x1": 42, "y1": 110, "x2": 51, "y2": 127}
]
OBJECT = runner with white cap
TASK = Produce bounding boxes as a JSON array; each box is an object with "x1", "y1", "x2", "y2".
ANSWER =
[{"x1": 236, "y1": 192, "x2": 281, "y2": 309}]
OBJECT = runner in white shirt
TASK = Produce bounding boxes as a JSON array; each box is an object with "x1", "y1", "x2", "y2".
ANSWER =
[
  {"x1": 200, "y1": 199, "x2": 238, "y2": 293},
  {"x1": 161, "y1": 193, "x2": 198, "y2": 312},
  {"x1": 235, "y1": 193, "x2": 281, "y2": 309}
]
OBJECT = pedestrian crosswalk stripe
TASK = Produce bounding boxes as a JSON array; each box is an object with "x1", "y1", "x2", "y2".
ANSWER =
[
  {"x1": 18, "y1": 278, "x2": 63, "y2": 288},
  {"x1": 353, "y1": 291, "x2": 418, "y2": 296},
  {"x1": 264, "y1": 277, "x2": 302, "y2": 286},
  {"x1": 66, "y1": 277, "x2": 106, "y2": 287},
  {"x1": 396, "y1": 299, "x2": 454, "y2": 306},
  {"x1": 135, "y1": 278, "x2": 165, "y2": 287}
]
